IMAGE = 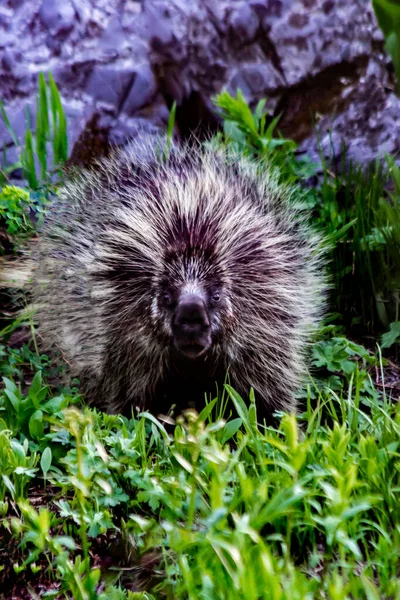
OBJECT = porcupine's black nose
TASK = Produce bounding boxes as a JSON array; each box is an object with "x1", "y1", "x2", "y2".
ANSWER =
[
  {"x1": 173, "y1": 294, "x2": 211, "y2": 358},
  {"x1": 175, "y1": 295, "x2": 210, "y2": 328}
]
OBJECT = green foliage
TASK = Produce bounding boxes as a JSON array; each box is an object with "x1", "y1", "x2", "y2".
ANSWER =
[
  {"x1": 0, "y1": 341, "x2": 49, "y2": 381},
  {"x1": 312, "y1": 336, "x2": 377, "y2": 375},
  {"x1": 163, "y1": 100, "x2": 177, "y2": 162},
  {"x1": 372, "y1": 0, "x2": 400, "y2": 92},
  {"x1": 215, "y1": 89, "x2": 293, "y2": 153},
  {"x1": 0, "y1": 71, "x2": 68, "y2": 188},
  {"x1": 0, "y1": 362, "x2": 399, "y2": 598},
  {"x1": 381, "y1": 321, "x2": 400, "y2": 348},
  {"x1": 48, "y1": 72, "x2": 68, "y2": 167},
  {"x1": 306, "y1": 330, "x2": 382, "y2": 412},
  {"x1": 214, "y1": 89, "x2": 318, "y2": 186},
  {"x1": 316, "y1": 156, "x2": 400, "y2": 334},
  {"x1": 0, "y1": 184, "x2": 49, "y2": 236},
  {"x1": 98, "y1": 588, "x2": 155, "y2": 600},
  {"x1": 0, "y1": 432, "x2": 39, "y2": 501},
  {"x1": 1, "y1": 371, "x2": 69, "y2": 442},
  {"x1": 0, "y1": 185, "x2": 33, "y2": 234}
]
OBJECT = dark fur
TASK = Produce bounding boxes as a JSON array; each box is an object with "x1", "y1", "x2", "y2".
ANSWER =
[{"x1": 34, "y1": 137, "x2": 326, "y2": 422}]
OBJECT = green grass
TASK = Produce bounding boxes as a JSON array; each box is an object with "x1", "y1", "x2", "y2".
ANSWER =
[
  {"x1": 316, "y1": 156, "x2": 400, "y2": 335},
  {"x1": 373, "y1": 0, "x2": 400, "y2": 93},
  {"x1": 0, "y1": 342, "x2": 399, "y2": 599},
  {"x1": 1, "y1": 71, "x2": 68, "y2": 189},
  {"x1": 0, "y1": 72, "x2": 65, "y2": 258}
]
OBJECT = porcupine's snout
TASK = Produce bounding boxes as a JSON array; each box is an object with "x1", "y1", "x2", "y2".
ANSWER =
[{"x1": 172, "y1": 294, "x2": 212, "y2": 359}]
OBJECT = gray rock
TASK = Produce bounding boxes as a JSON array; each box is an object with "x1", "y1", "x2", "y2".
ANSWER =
[
  {"x1": 145, "y1": 3, "x2": 175, "y2": 50},
  {"x1": 86, "y1": 65, "x2": 135, "y2": 111},
  {"x1": 265, "y1": 0, "x2": 373, "y2": 86},
  {"x1": 299, "y1": 70, "x2": 400, "y2": 166},
  {"x1": 229, "y1": 4, "x2": 260, "y2": 42},
  {"x1": 0, "y1": 0, "x2": 399, "y2": 173},
  {"x1": 121, "y1": 63, "x2": 157, "y2": 115},
  {"x1": 108, "y1": 115, "x2": 163, "y2": 146},
  {"x1": 2, "y1": 50, "x2": 20, "y2": 71},
  {"x1": 99, "y1": 16, "x2": 128, "y2": 58},
  {"x1": 52, "y1": 61, "x2": 95, "y2": 93},
  {"x1": 39, "y1": 0, "x2": 76, "y2": 36},
  {"x1": 228, "y1": 63, "x2": 285, "y2": 98}
]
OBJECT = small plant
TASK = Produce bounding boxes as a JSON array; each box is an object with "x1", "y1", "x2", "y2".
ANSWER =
[
  {"x1": 312, "y1": 332, "x2": 378, "y2": 375},
  {"x1": 0, "y1": 370, "x2": 69, "y2": 442},
  {"x1": 0, "y1": 184, "x2": 49, "y2": 236},
  {"x1": 213, "y1": 89, "x2": 318, "y2": 185},
  {"x1": 1, "y1": 72, "x2": 68, "y2": 188},
  {"x1": 162, "y1": 100, "x2": 177, "y2": 162},
  {"x1": 0, "y1": 431, "x2": 39, "y2": 501},
  {"x1": 381, "y1": 320, "x2": 400, "y2": 348},
  {"x1": 0, "y1": 185, "x2": 33, "y2": 234},
  {"x1": 372, "y1": 0, "x2": 400, "y2": 92},
  {"x1": 0, "y1": 342, "x2": 51, "y2": 381}
]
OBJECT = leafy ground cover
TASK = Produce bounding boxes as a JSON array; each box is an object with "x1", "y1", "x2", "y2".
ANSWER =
[{"x1": 0, "y1": 81, "x2": 399, "y2": 599}]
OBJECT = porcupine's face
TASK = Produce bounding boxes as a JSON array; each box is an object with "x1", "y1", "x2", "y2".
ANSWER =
[{"x1": 155, "y1": 277, "x2": 226, "y2": 360}]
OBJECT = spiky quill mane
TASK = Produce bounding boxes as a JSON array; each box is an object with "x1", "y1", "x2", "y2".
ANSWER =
[{"x1": 34, "y1": 137, "x2": 326, "y2": 421}]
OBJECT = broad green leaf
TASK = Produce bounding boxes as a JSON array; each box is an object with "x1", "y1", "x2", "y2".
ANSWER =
[{"x1": 41, "y1": 447, "x2": 52, "y2": 476}]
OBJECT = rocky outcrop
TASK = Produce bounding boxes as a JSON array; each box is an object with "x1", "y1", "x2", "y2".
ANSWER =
[{"x1": 0, "y1": 0, "x2": 398, "y2": 172}]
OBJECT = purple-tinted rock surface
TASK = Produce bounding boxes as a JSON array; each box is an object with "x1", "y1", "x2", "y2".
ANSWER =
[{"x1": 0, "y1": 0, "x2": 398, "y2": 172}]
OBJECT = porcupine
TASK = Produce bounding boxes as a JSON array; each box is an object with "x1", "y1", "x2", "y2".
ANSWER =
[{"x1": 33, "y1": 136, "x2": 326, "y2": 423}]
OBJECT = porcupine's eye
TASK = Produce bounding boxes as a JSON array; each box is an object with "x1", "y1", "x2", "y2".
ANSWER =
[
  {"x1": 162, "y1": 292, "x2": 173, "y2": 307},
  {"x1": 209, "y1": 289, "x2": 222, "y2": 305}
]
